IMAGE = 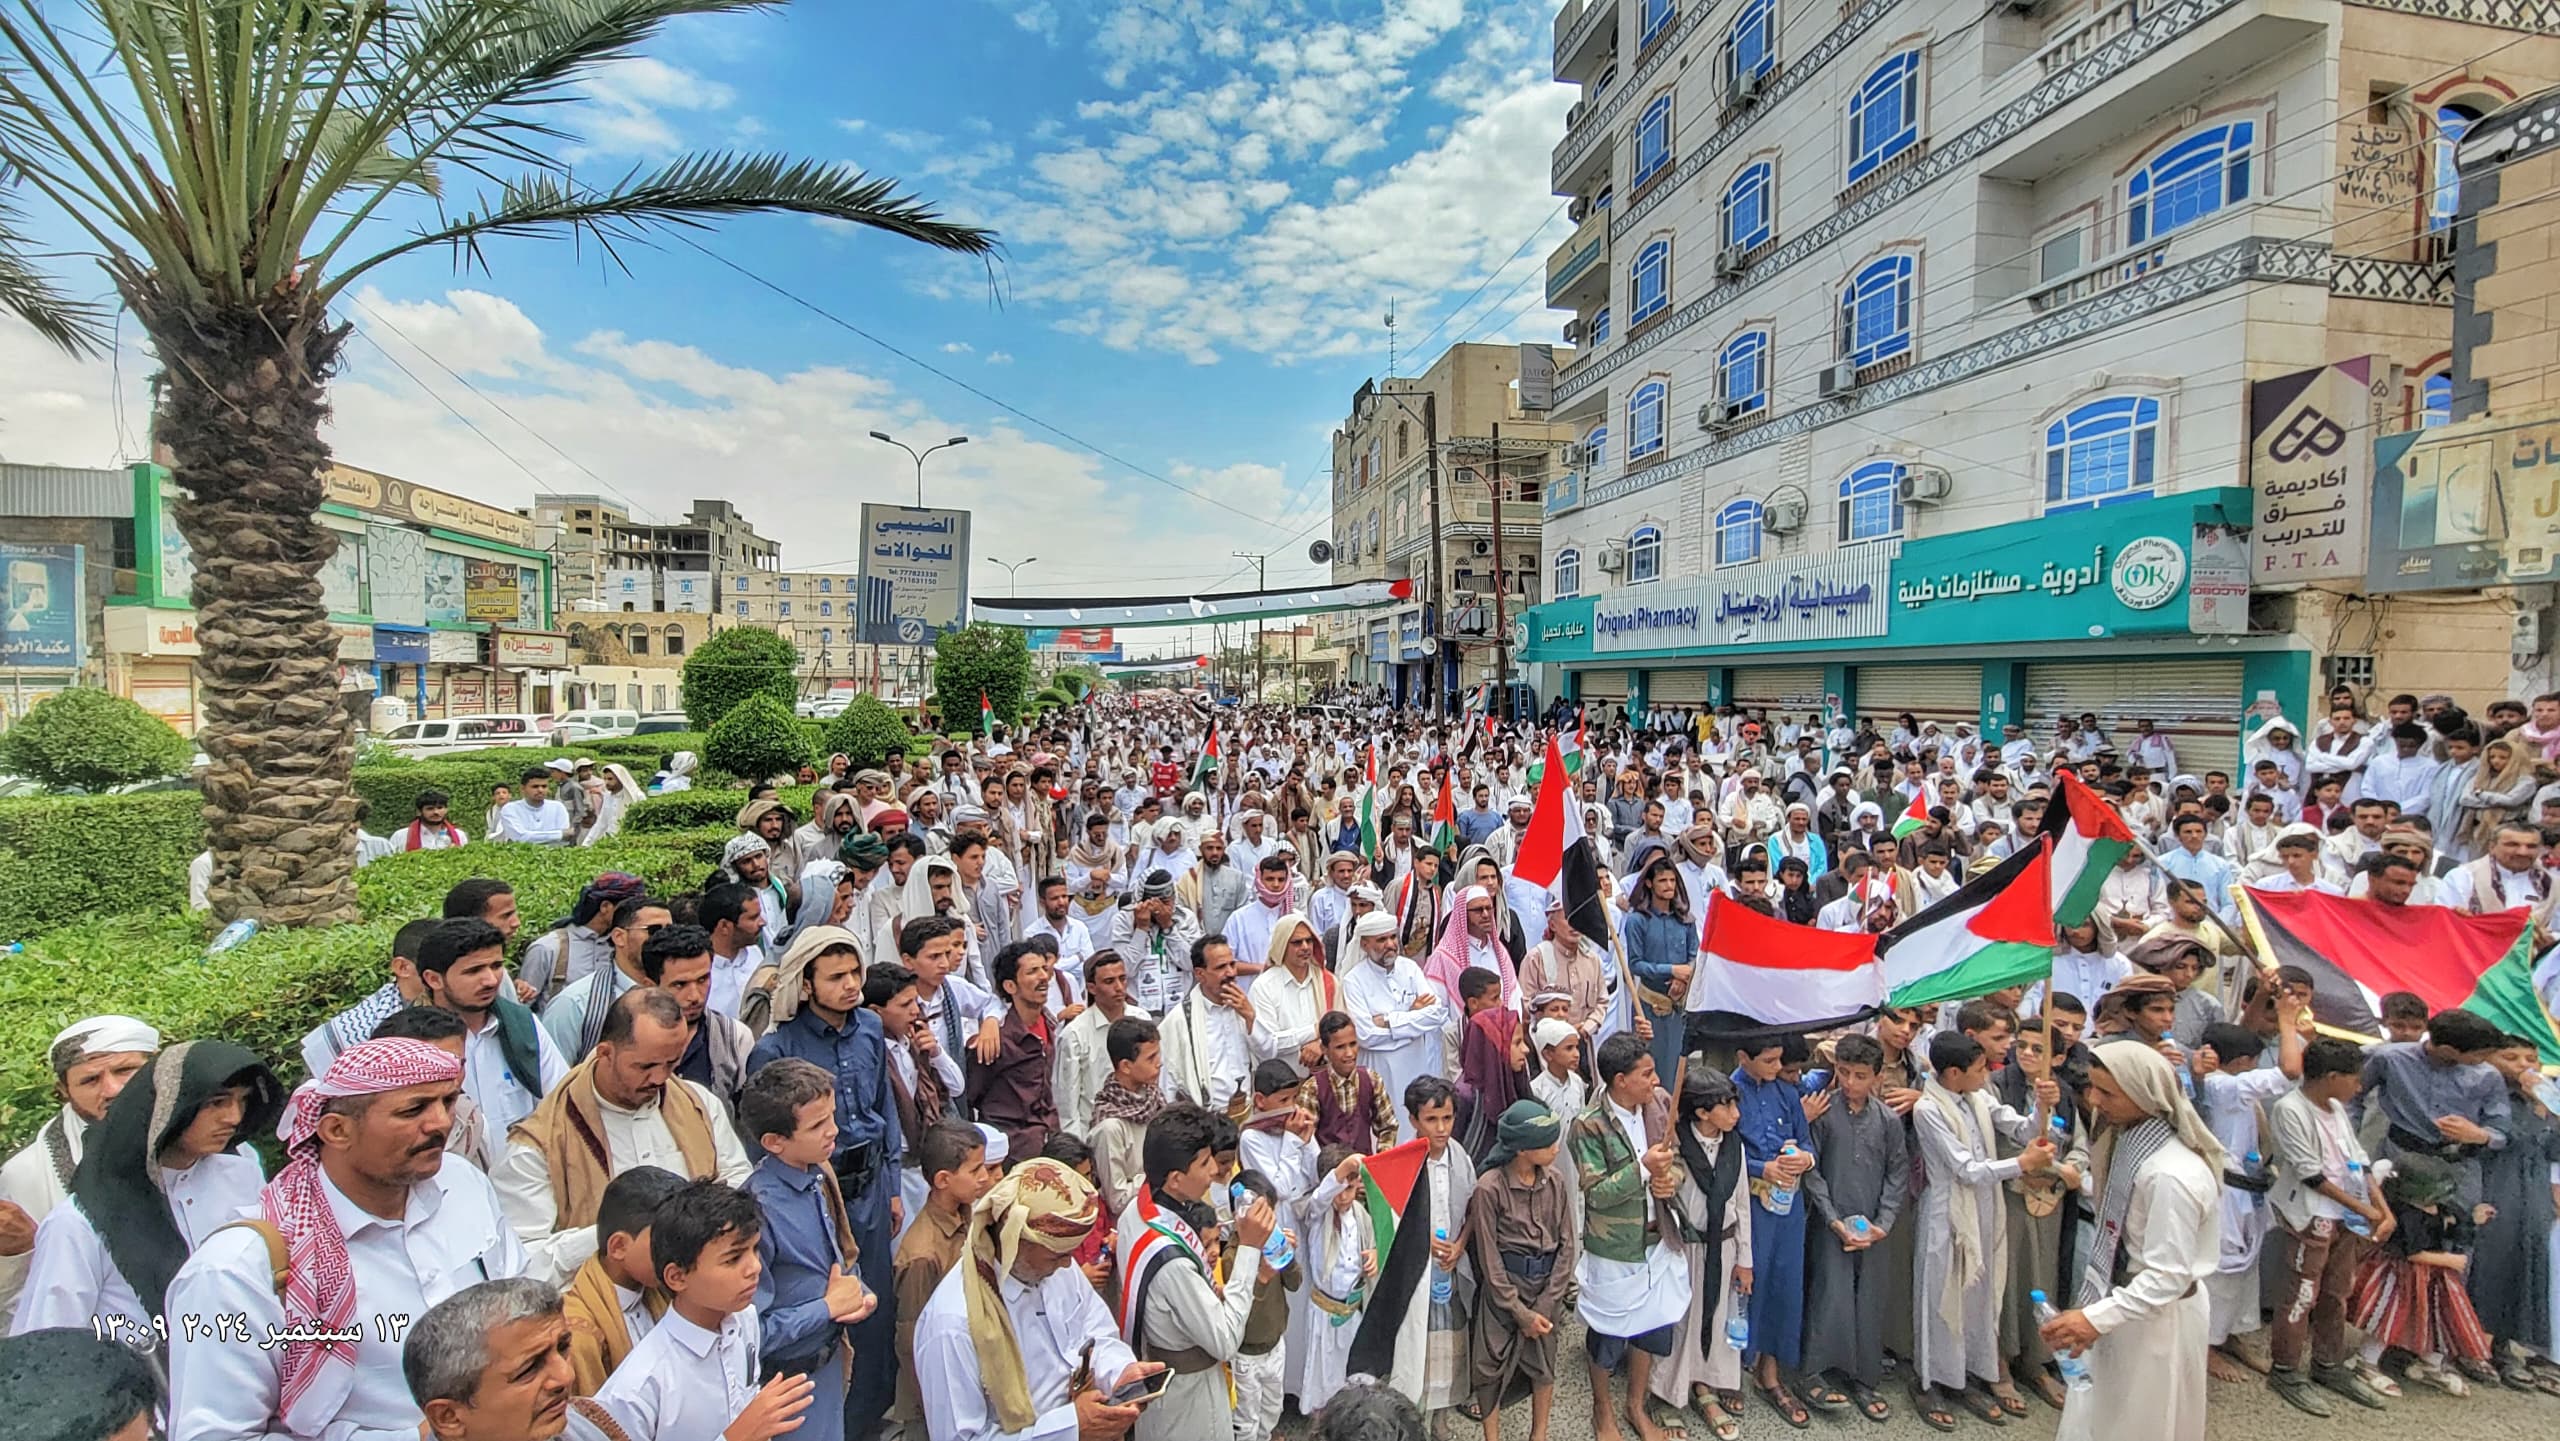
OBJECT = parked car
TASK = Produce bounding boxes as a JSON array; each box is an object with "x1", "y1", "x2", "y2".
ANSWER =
[
  {"x1": 554, "y1": 708, "x2": 639, "y2": 737},
  {"x1": 377, "y1": 713, "x2": 554, "y2": 759},
  {"x1": 546, "y1": 722, "x2": 612, "y2": 746},
  {"x1": 632, "y1": 713, "x2": 693, "y2": 736}
]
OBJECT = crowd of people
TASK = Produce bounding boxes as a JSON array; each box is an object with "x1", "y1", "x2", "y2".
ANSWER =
[{"x1": 0, "y1": 683, "x2": 2556, "y2": 1441}]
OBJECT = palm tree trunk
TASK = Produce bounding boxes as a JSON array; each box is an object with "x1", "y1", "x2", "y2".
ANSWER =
[{"x1": 128, "y1": 284, "x2": 362, "y2": 927}]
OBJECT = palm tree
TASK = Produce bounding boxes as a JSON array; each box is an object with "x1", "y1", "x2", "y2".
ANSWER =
[{"x1": 0, "y1": 0, "x2": 993, "y2": 925}]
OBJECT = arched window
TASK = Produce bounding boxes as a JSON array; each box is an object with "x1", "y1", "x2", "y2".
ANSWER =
[
  {"x1": 2422, "y1": 372, "x2": 2453, "y2": 427},
  {"x1": 1849, "y1": 51, "x2": 1921, "y2": 183},
  {"x1": 1641, "y1": 0, "x2": 1679, "y2": 48},
  {"x1": 819, "y1": 600, "x2": 832, "y2": 617},
  {"x1": 2127, "y1": 121, "x2": 2255, "y2": 244},
  {"x1": 1629, "y1": 380, "x2": 1669, "y2": 461},
  {"x1": 819, "y1": 627, "x2": 834, "y2": 649},
  {"x1": 1366, "y1": 510, "x2": 1381, "y2": 551},
  {"x1": 1715, "y1": 498, "x2": 1764, "y2": 567},
  {"x1": 1397, "y1": 421, "x2": 1410, "y2": 458},
  {"x1": 626, "y1": 629, "x2": 649, "y2": 656},
  {"x1": 1837, "y1": 460, "x2": 1907, "y2": 543},
  {"x1": 1840, "y1": 253, "x2": 1916, "y2": 367},
  {"x1": 1627, "y1": 526, "x2": 1664, "y2": 583},
  {"x1": 1634, "y1": 94, "x2": 1674, "y2": 185},
  {"x1": 2432, "y1": 105, "x2": 2482, "y2": 232},
  {"x1": 1631, "y1": 240, "x2": 1672, "y2": 322},
  {"x1": 1727, "y1": 0, "x2": 1776, "y2": 85},
  {"x1": 665, "y1": 629, "x2": 686, "y2": 655},
  {"x1": 1718, "y1": 328, "x2": 1770, "y2": 414},
  {"x1": 1590, "y1": 306, "x2": 1613, "y2": 344},
  {"x1": 1723, "y1": 162, "x2": 1773, "y2": 252},
  {"x1": 2044, "y1": 395, "x2": 2162, "y2": 510},
  {"x1": 1585, "y1": 424, "x2": 1611, "y2": 473},
  {"x1": 1554, "y1": 547, "x2": 1584, "y2": 599}
]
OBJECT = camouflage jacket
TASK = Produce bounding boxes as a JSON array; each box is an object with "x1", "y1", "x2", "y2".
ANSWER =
[{"x1": 1570, "y1": 1088, "x2": 1682, "y2": 1264}]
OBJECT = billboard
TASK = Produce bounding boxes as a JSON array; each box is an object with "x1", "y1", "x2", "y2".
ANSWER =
[
  {"x1": 856, "y1": 504, "x2": 971, "y2": 645},
  {"x1": 2367, "y1": 406, "x2": 2560, "y2": 591},
  {"x1": 0, "y1": 542, "x2": 84, "y2": 669},
  {"x1": 464, "y1": 558, "x2": 519, "y2": 621},
  {"x1": 1027, "y1": 626, "x2": 1118, "y2": 652},
  {"x1": 2249, "y1": 355, "x2": 2386, "y2": 582}
]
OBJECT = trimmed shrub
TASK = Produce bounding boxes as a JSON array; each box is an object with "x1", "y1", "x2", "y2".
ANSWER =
[
  {"x1": 931, "y1": 623, "x2": 1034, "y2": 730},
  {"x1": 581, "y1": 733, "x2": 705, "y2": 764},
  {"x1": 704, "y1": 694, "x2": 810, "y2": 783},
  {"x1": 0, "y1": 688, "x2": 191, "y2": 792},
  {"x1": 0, "y1": 792, "x2": 205, "y2": 941},
  {"x1": 680, "y1": 628, "x2": 798, "y2": 731},
  {"x1": 623, "y1": 789, "x2": 752, "y2": 833},
  {"x1": 819, "y1": 695, "x2": 912, "y2": 771}
]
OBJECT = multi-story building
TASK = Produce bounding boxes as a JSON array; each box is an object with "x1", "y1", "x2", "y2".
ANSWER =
[
  {"x1": 528, "y1": 494, "x2": 630, "y2": 611},
  {"x1": 1526, "y1": 0, "x2": 2560, "y2": 767},
  {"x1": 1325, "y1": 341, "x2": 1578, "y2": 704}
]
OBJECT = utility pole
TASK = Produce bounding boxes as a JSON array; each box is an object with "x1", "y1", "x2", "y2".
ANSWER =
[
  {"x1": 1490, "y1": 421, "x2": 1511, "y2": 720},
  {"x1": 1232, "y1": 550, "x2": 1267, "y2": 701},
  {"x1": 1423, "y1": 390, "x2": 1445, "y2": 717}
]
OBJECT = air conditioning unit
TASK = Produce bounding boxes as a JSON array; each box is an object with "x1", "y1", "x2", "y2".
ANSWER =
[
  {"x1": 1563, "y1": 319, "x2": 1588, "y2": 345},
  {"x1": 1763, "y1": 493, "x2": 1809, "y2": 534},
  {"x1": 1596, "y1": 541, "x2": 1629, "y2": 573},
  {"x1": 1567, "y1": 100, "x2": 1588, "y2": 130},
  {"x1": 1699, "y1": 400, "x2": 1752, "y2": 432},
  {"x1": 1560, "y1": 441, "x2": 1590, "y2": 469},
  {"x1": 1715, "y1": 244, "x2": 1751, "y2": 278},
  {"x1": 1725, "y1": 66, "x2": 1767, "y2": 111},
  {"x1": 1568, "y1": 195, "x2": 1592, "y2": 223},
  {"x1": 1471, "y1": 537, "x2": 1494, "y2": 557},
  {"x1": 1818, "y1": 362, "x2": 1861, "y2": 399},
  {"x1": 1898, "y1": 465, "x2": 1955, "y2": 505}
]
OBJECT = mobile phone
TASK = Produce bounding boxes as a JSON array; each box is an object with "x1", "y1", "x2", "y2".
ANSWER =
[{"x1": 1105, "y1": 1368, "x2": 1173, "y2": 1406}]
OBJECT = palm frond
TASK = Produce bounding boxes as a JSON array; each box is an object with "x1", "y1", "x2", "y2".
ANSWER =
[
  {"x1": 321, "y1": 150, "x2": 996, "y2": 301},
  {"x1": 0, "y1": 184, "x2": 107, "y2": 354}
]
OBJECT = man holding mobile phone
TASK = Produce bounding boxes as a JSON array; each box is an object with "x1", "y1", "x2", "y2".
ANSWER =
[{"x1": 913, "y1": 1156, "x2": 1163, "y2": 1441}]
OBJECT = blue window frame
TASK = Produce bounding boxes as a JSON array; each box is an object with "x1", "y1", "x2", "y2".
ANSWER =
[
  {"x1": 2431, "y1": 106, "x2": 2479, "y2": 233},
  {"x1": 2422, "y1": 372, "x2": 2453, "y2": 428},
  {"x1": 1634, "y1": 95, "x2": 1673, "y2": 186},
  {"x1": 1641, "y1": 0, "x2": 1678, "y2": 48},
  {"x1": 733, "y1": 576, "x2": 747, "y2": 592},
  {"x1": 819, "y1": 600, "x2": 832, "y2": 617},
  {"x1": 1627, "y1": 526, "x2": 1664, "y2": 583},
  {"x1": 2043, "y1": 396, "x2": 2162, "y2": 510},
  {"x1": 778, "y1": 601, "x2": 791, "y2": 618},
  {"x1": 1840, "y1": 253, "x2": 1915, "y2": 367},
  {"x1": 734, "y1": 601, "x2": 749, "y2": 617},
  {"x1": 818, "y1": 577, "x2": 831, "y2": 593},
  {"x1": 1723, "y1": 162, "x2": 1773, "y2": 251},
  {"x1": 1728, "y1": 0, "x2": 1776, "y2": 84},
  {"x1": 819, "y1": 628, "x2": 833, "y2": 648},
  {"x1": 1849, "y1": 51, "x2": 1921, "y2": 183},
  {"x1": 1718, "y1": 328, "x2": 1770, "y2": 413},
  {"x1": 778, "y1": 576, "x2": 790, "y2": 593},
  {"x1": 1585, "y1": 425, "x2": 1611, "y2": 473},
  {"x1": 1629, "y1": 381, "x2": 1668, "y2": 460},
  {"x1": 2127, "y1": 121, "x2": 2254, "y2": 244},
  {"x1": 1554, "y1": 548, "x2": 1584, "y2": 599},
  {"x1": 1837, "y1": 460, "x2": 1907, "y2": 542},
  {"x1": 1715, "y1": 499, "x2": 1763, "y2": 567},
  {"x1": 1631, "y1": 240, "x2": 1671, "y2": 323},
  {"x1": 1591, "y1": 307, "x2": 1613, "y2": 344}
]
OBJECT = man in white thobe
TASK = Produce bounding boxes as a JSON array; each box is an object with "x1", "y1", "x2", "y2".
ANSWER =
[
  {"x1": 2043, "y1": 1041, "x2": 2224, "y2": 1441},
  {"x1": 1157, "y1": 935, "x2": 1271, "y2": 1118},
  {"x1": 1910, "y1": 1032, "x2": 2057, "y2": 1416},
  {"x1": 1340, "y1": 912, "x2": 1445, "y2": 1144},
  {"x1": 1246, "y1": 913, "x2": 1342, "y2": 1075},
  {"x1": 0, "y1": 1016, "x2": 158, "y2": 1319}
]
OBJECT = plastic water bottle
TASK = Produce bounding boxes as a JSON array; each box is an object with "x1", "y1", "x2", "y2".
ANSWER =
[
  {"x1": 2244, "y1": 1151, "x2": 2266, "y2": 1210},
  {"x1": 1849, "y1": 1216, "x2": 1872, "y2": 1242},
  {"x1": 0, "y1": 942, "x2": 22, "y2": 954},
  {"x1": 2341, "y1": 1162, "x2": 2373, "y2": 1236},
  {"x1": 205, "y1": 919, "x2": 259, "y2": 955},
  {"x1": 1767, "y1": 1142, "x2": 1800, "y2": 1216},
  {"x1": 1723, "y1": 1312, "x2": 1751, "y2": 1350},
  {"x1": 1431, "y1": 1228, "x2": 1453, "y2": 1305},
  {"x1": 2032, "y1": 1291, "x2": 2094, "y2": 1392}
]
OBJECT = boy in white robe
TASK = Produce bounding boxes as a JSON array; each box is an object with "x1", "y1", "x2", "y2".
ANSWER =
[
  {"x1": 2193, "y1": 1014, "x2": 2301, "y2": 1377},
  {"x1": 1908, "y1": 1031, "x2": 2057, "y2": 1428},
  {"x1": 1298, "y1": 1147, "x2": 1376, "y2": 1412}
]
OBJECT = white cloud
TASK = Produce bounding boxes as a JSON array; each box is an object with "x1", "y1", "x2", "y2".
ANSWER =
[
  {"x1": 941, "y1": 341, "x2": 975, "y2": 354},
  {"x1": 572, "y1": 57, "x2": 739, "y2": 159},
  {"x1": 985, "y1": 351, "x2": 1015, "y2": 365}
]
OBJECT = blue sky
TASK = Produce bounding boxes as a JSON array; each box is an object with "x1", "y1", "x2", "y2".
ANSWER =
[{"x1": 3, "y1": 0, "x2": 1574, "y2": 637}]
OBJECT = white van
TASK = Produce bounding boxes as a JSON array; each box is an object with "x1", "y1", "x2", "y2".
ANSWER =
[
  {"x1": 556, "y1": 708, "x2": 639, "y2": 737},
  {"x1": 378, "y1": 713, "x2": 555, "y2": 759}
]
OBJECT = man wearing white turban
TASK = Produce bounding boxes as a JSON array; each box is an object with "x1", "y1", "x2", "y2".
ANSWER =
[
  {"x1": 1339, "y1": 910, "x2": 1445, "y2": 1144},
  {"x1": 2042, "y1": 1039, "x2": 2225, "y2": 1441},
  {"x1": 0, "y1": 1015, "x2": 159, "y2": 1317}
]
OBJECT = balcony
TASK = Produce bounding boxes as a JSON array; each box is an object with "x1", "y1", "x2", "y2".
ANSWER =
[
  {"x1": 2021, "y1": 238, "x2": 2173, "y2": 311},
  {"x1": 1546, "y1": 207, "x2": 1611, "y2": 307},
  {"x1": 1554, "y1": 0, "x2": 1617, "y2": 82}
]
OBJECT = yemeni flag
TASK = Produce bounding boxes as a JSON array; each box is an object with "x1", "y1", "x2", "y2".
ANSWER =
[
  {"x1": 1890, "y1": 788, "x2": 1932, "y2": 839},
  {"x1": 1189, "y1": 718, "x2": 1221, "y2": 787},
  {"x1": 1346, "y1": 1138, "x2": 1436, "y2": 1379},
  {"x1": 1687, "y1": 890, "x2": 1886, "y2": 1046},
  {"x1": 2238, "y1": 885, "x2": 2560, "y2": 1064},
  {"x1": 1514, "y1": 731, "x2": 1608, "y2": 943},
  {"x1": 2038, "y1": 768, "x2": 2138, "y2": 927},
  {"x1": 1113, "y1": 1188, "x2": 1208, "y2": 1345},
  {"x1": 1357, "y1": 741, "x2": 1381, "y2": 860},
  {"x1": 1430, "y1": 767, "x2": 1458, "y2": 852},
  {"x1": 978, "y1": 689, "x2": 994, "y2": 738},
  {"x1": 1877, "y1": 839, "x2": 2059, "y2": 1010}
]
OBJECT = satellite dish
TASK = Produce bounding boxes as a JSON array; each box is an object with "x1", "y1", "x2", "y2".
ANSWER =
[{"x1": 1309, "y1": 539, "x2": 1334, "y2": 563}]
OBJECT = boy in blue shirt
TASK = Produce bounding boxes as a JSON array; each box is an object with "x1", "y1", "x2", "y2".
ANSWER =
[{"x1": 739, "y1": 1058, "x2": 879, "y2": 1441}]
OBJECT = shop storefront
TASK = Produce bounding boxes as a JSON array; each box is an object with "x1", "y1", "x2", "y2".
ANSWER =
[
  {"x1": 1520, "y1": 488, "x2": 2310, "y2": 776},
  {"x1": 100, "y1": 606, "x2": 200, "y2": 734}
]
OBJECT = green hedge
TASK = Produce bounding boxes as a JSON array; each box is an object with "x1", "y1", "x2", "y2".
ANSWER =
[
  {"x1": 0, "y1": 792, "x2": 206, "y2": 942},
  {"x1": 621, "y1": 786, "x2": 817, "y2": 834},
  {"x1": 0, "y1": 825, "x2": 735, "y2": 1149}
]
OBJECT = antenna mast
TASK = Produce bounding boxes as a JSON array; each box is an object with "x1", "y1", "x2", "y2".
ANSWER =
[{"x1": 1385, "y1": 299, "x2": 1399, "y2": 380}]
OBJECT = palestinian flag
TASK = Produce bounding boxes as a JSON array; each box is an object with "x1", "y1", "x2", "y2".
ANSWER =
[
  {"x1": 2237, "y1": 885, "x2": 2560, "y2": 1064},
  {"x1": 1890, "y1": 788, "x2": 1931, "y2": 839},
  {"x1": 1357, "y1": 741, "x2": 1380, "y2": 860},
  {"x1": 1687, "y1": 890, "x2": 1885, "y2": 1046},
  {"x1": 1190, "y1": 718, "x2": 1221, "y2": 787},
  {"x1": 2039, "y1": 768, "x2": 2137, "y2": 927},
  {"x1": 1430, "y1": 767, "x2": 1458, "y2": 852},
  {"x1": 1525, "y1": 717, "x2": 1586, "y2": 787},
  {"x1": 1346, "y1": 1138, "x2": 1436, "y2": 1379},
  {"x1": 1877, "y1": 839, "x2": 2059, "y2": 1011},
  {"x1": 978, "y1": 689, "x2": 995, "y2": 738},
  {"x1": 1514, "y1": 731, "x2": 1608, "y2": 944}
]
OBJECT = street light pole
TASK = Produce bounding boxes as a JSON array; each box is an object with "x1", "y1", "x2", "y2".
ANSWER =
[
  {"x1": 867, "y1": 431, "x2": 971, "y2": 508},
  {"x1": 988, "y1": 556, "x2": 1037, "y2": 594},
  {"x1": 1232, "y1": 549, "x2": 1267, "y2": 701}
]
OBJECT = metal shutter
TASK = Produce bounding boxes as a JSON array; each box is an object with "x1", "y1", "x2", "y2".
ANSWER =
[
  {"x1": 1577, "y1": 669, "x2": 1631, "y2": 702},
  {"x1": 1649, "y1": 669, "x2": 1710, "y2": 705},
  {"x1": 1731, "y1": 665, "x2": 1825, "y2": 713},
  {"x1": 1854, "y1": 663, "x2": 1981, "y2": 733},
  {"x1": 2023, "y1": 659, "x2": 2245, "y2": 776}
]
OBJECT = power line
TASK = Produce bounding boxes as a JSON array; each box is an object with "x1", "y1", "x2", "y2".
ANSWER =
[
  {"x1": 348, "y1": 328, "x2": 551, "y2": 490},
  {"x1": 1399, "y1": 201, "x2": 1571, "y2": 364}
]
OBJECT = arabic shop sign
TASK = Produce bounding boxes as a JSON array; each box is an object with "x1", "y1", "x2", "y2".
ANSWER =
[
  {"x1": 1889, "y1": 489, "x2": 2243, "y2": 645},
  {"x1": 0, "y1": 542, "x2": 85, "y2": 670},
  {"x1": 1592, "y1": 549, "x2": 1892, "y2": 654},
  {"x1": 2249, "y1": 356, "x2": 2385, "y2": 582},
  {"x1": 2365, "y1": 406, "x2": 2560, "y2": 593}
]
